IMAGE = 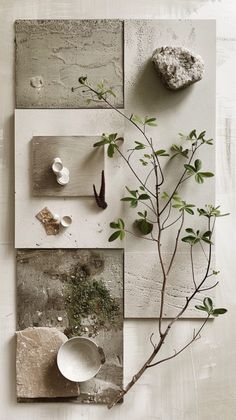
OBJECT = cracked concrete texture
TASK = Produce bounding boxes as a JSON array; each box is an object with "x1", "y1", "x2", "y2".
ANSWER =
[
  {"x1": 15, "y1": 20, "x2": 124, "y2": 108},
  {"x1": 16, "y1": 249, "x2": 123, "y2": 404}
]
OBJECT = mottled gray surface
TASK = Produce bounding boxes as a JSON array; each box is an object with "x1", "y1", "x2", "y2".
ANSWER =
[
  {"x1": 152, "y1": 46, "x2": 204, "y2": 90},
  {"x1": 16, "y1": 327, "x2": 80, "y2": 400},
  {"x1": 15, "y1": 20, "x2": 124, "y2": 108},
  {"x1": 31, "y1": 136, "x2": 104, "y2": 197},
  {"x1": 16, "y1": 249, "x2": 123, "y2": 404}
]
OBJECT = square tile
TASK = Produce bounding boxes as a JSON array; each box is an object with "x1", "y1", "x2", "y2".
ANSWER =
[
  {"x1": 16, "y1": 248, "x2": 123, "y2": 404},
  {"x1": 15, "y1": 20, "x2": 124, "y2": 109}
]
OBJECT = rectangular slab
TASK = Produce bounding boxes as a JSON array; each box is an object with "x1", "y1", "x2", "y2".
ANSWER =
[
  {"x1": 122, "y1": 20, "x2": 216, "y2": 318},
  {"x1": 125, "y1": 252, "x2": 215, "y2": 318},
  {"x1": 16, "y1": 248, "x2": 123, "y2": 404},
  {"x1": 15, "y1": 19, "x2": 124, "y2": 109},
  {"x1": 32, "y1": 136, "x2": 104, "y2": 197},
  {"x1": 15, "y1": 109, "x2": 125, "y2": 249}
]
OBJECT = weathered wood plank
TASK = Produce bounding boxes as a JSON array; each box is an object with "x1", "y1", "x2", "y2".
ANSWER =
[
  {"x1": 32, "y1": 136, "x2": 104, "y2": 197},
  {"x1": 15, "y1": 20, "x2": 124, "y2": 109}
]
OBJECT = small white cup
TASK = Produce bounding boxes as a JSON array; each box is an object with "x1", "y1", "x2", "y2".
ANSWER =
[
  {"x1": 61, "y1": 215, "x2": 72, "y2": 228},
  {"x1": 52, "y1": 157, "x2": 63, "y2": 175}
]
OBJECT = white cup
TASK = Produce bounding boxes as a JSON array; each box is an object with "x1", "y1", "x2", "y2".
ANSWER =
[{"x1": 52, "y1": 157, "x2": 63, "y2": 174}]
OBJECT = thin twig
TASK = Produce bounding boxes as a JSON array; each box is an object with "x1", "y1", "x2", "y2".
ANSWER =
[{"x1": 190, "y1": 245, "x2": 197, "y2": 289}]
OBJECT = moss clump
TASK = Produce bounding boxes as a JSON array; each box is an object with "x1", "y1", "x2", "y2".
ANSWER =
[{"x1": 64, "y1": 269, "x2": 119, "y2": 337}]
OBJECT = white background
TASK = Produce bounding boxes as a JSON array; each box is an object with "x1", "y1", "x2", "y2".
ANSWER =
[{"x1": 0, "y1": 1, "x2": 236, "y2": 419}]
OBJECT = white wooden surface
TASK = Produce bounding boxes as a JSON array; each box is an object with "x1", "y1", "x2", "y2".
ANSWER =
[{"x1": 0, "y1": 1, "x2": 236, "y2": 419}]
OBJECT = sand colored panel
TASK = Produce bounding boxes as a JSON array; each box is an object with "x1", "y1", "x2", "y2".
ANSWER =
[{"x1": 125, "y1": 252, "x2": 215, "y2": 318}]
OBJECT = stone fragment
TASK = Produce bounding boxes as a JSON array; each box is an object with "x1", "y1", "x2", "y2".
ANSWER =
[
  {"x1": 35, "y1": 206, "x2": 60, "y2": 235},
  {"x1": 152, "y1": 46, "x2": 204, "y2": 90},
  {"x1": 16, "y1": 327, "x2": 80, "y2": 399}
]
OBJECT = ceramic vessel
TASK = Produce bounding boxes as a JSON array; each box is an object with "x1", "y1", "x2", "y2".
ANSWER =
[
  {"x1": 60, "y1": 215, "x2": 72, "y2": 228},
  {"x1": 57, "y1": 337, "x2": 105, "y2": 382}
]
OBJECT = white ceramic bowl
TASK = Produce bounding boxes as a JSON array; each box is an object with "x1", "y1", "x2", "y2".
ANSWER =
[
  {"x1": 57, "y1": 337, "x2": 105, "y2": 382},
  {"x1": 60, "y1": 215, "x2": 72, "y2": 228}
]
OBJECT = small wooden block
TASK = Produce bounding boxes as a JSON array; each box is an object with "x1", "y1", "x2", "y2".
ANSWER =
[{"x1": 31, "y1": 136, "x2": 104, "y2": 197}]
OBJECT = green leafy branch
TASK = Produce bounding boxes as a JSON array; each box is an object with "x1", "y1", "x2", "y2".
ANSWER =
[
  {"x1": 184, "y1": 159, "x2": 214, "y2": 184},
  {"x1": 195, "y1": 297, "x2": 227, "y2": 317},
  {"x1": 182, "y1": 228, "x2": 212, "y2": 245}
]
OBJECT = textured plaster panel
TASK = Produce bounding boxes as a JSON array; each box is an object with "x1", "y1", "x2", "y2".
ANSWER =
[
  {"x1": 15, "y1": 109, "x2": 125, "y2": 248},
  {"x1": 16, "y1": 249, "x2": 123, "y2": 404},
  {"x1": 125, "y1": 252, "x2": 215, "y2": 318},
  {"x1": 15, "y1": 19, "x2": 124, "y2": 109},
  {"x1": 123, "y1": 20, "x2": 216, "y2": 254},
  {"x1": 32, "y1": 136, "x2": 104, "y2": 197},
  {"x1": 16, "y1": 327, "x2": 80, "y2": 400}
]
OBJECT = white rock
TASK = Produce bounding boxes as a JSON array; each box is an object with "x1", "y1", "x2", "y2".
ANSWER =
[{"x1": 152, "y1": 46, "x2": 204, "y2": 90}]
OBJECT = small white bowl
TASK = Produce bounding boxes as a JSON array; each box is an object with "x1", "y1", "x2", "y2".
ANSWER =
[
  {"x1": 60, "y1": 215, "x2": 72, "y2": 228},
  {"x1": 57, "y1": 337, "x2": 105, "y2": 382}
]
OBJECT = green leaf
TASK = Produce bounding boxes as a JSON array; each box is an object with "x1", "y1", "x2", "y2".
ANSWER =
[
  {"x1": 119, "y1": 230, "x2": 125, "y2": 240},
  {"x1": 184, "y1": 164, "x2": 196, "y2": 174},
  {"x1": 195, "y1": 173, "x2": 204, "y2": 184},
  {"x1": 110, "y1": 222, "x2": 119, "y2": 229},
  {"x1": 212, "y1": 308, "x2": 227, "y2": 316},
  {"x1": 155, "y1": 149, "x2": 169, "y2": 157},
  {"x1": 185, "y1": 208, "x2": 194, "y2": 215},
  {"x1": 203, "y1": 297, "x2": 213, "y2": 312},
  {"x1": 107, "y1": 89, "x2": 116, "y2": 98},
  {"x1": 136, "y1": 219, "x2": 153, "y2": 235},
  {"x1": 126, "y1": 187, "x2": 138, "y2": 197},
  {"x1": 131, "y1": 114, "x2": 143, "y2": 125},
  {"x1": 198, "y1": 130, "x2": 206, "y2": 139},
  {"x1": 145, "y1": 117, "x2": 157, "y2": 126},
  {"x1": 182, "y1": 235, "x2": 197, "y2": 245},
  {"x1": 186, "y1": 228, "x2": 194, "y2": 234},
  {"x1": 118, "y1": 218, "x2": 125, "y2": 229},
  {"x1": 130, "y1": 199, "x2": 138, "y2": 208},
  {"x1": 121, "y1": 197, "x2": 134, "y2": 202},
  {"x1": 200, "y1": 172, "x2": 214, "y2": 178},
  {"x1": 139, "y1": 159, "x2": 148, "y2": 166},
  {"x1": 108, "y1": 231, "x2": 121, "y2": 242},
  {"x1": 161, "y1": 192, "x2": 169, "y2": 200},
  {"x1": 189, "y1": 129, "x2": 197, "y2": 139},
  {"x1": 93, "y1": 139, "x2": 110, "y2": 147},
  {"x1": 109, "y1": 133, "x2": 118, "y2": 142},
  {"x1": 134, "y1": 141, "x2": 146, "y2": 150},
  {"x1": 195, "y1": 305, "x2": 208, "y2": 312},
  {"x1": 107, "y1": 143, "x2": 115, "y2": 158},
  {"x1": 139, "y1": 194, "x2": 150, "y2": 200},
  {"x1": 195, "y1": 159, "x2": 202, "y2": 171}
]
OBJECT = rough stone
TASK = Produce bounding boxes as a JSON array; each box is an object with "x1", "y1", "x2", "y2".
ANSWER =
[
  {"x1": 16, "y1": 327, "x2": 80, "y2": 399},
  {"x1": 152, "y1": 46, "x2": 204, "y2": 90}
]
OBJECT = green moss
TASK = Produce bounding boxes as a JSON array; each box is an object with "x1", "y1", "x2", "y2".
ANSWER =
[{"x1": 64, "y1": 268, "x2": 119, "y2": 338}]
